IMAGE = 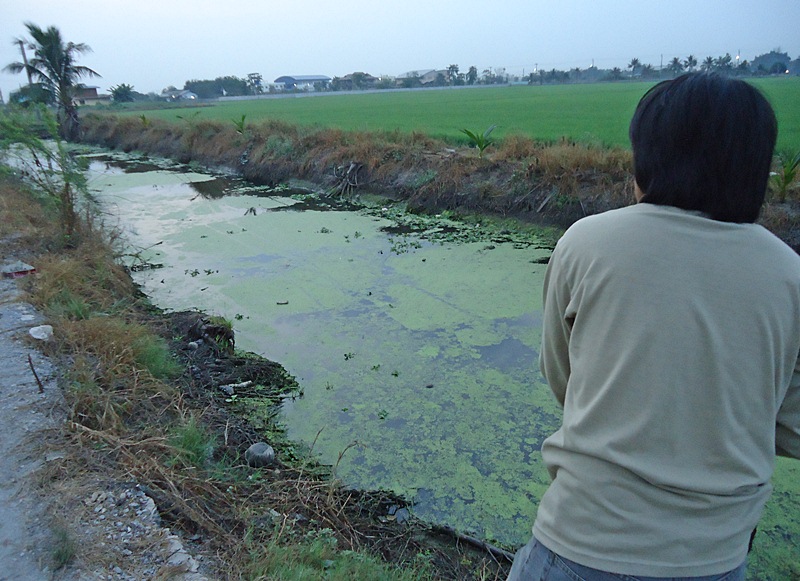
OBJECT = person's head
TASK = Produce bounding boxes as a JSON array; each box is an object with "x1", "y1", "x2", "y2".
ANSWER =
[{"x1": 629, "y1": 72, "x2": 777, "y2": 223}]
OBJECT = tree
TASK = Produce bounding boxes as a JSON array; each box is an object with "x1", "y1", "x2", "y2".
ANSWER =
[
  {"x1": 447, "y1": 64, "x2": 459, "y2": 86},
  {"x1": 9, "y1": 83, "x2": 52, "y2": 106},
  {"x1": 399, "y1": 72, "x2": 421, "y2": 89},
  {"x1": 752, "y1": 50, "x2": 791, "y2": 75},
  {"x1": 684, "y1": 55, "x2": 697, "y2": 71},
  {"x1": 184, "y1": 76, "x2": 248, "y2": 98},
  {"x1": 714, "y1": 53, "x2": 733, "y2": 72},
  {"x1": 627, "y1": 57, "x2": 641, "y2": 78},
  {"x1": 110, "y1": 83, "x2": 135, "y2": 102},
  {"x1": 246, "y1": 72, "x2": 263, "y2": 95},
  {"x1": 606, "y1": 67, "x2": 624, "y2": 81},
  {"x1": 640, "y1": 63, "x2": 657, "y2": 79},
  {"x1": 667, "y1": 57, "x2": 684, "y2": 76},
  {"x1": 3, "y1": 23, "x2": 100, "y2": 140},
  {"x1": 701, "y1": 56, "x2": 715, "y2": 72},
  {"x1": 466, "y1": 66, "x2": 478, "y2": 85}
]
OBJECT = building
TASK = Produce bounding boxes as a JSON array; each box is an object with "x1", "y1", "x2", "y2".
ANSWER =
[
  {"x1": 395, "y1": 69, "x2": 450, "y2": 87},
  {"x1": 73, "y1": 86, "x2": 111, "y2": 106},
  {"x1": 273, "y1": 75, "x2": 332, "y2": 91},
  {"x1": 160, "y1": 89, "x2": 198, "y2": 101}
]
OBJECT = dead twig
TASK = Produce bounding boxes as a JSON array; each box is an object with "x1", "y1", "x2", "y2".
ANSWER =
[{"x1": 28, "y1": 353, "x2": 44, "y2": 393}]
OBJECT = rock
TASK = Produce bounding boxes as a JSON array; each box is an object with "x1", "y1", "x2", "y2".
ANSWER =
[
  {"x1": 245, "y1": 442, "x2": 275, "y2": 468},
  {"x1": 28, "y1": 325, "x2": 53, "y2": 341},
  {"x1": 1, "y1": 261, "x2": 36, "y2": 278}
]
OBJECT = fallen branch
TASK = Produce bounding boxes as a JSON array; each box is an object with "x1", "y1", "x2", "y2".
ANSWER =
[
  {"x1": 429, "y1": 523, "x2": 515, "y2": 563},
  {"x1": 27, "y1": 354, "x2": 44, "y2": 393}
]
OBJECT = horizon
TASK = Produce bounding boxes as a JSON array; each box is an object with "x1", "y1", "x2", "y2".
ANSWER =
[{"x1": 2, "y1": 0, "x2": 799, "y2": 100}]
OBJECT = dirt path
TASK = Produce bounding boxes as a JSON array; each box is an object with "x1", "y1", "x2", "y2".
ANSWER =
[
  {"x1": 0, "y1": 274, "x2": 56, "y2": 578},
  {"x1": 0, "y1": 262, "x2": 213, "y2": 579}
]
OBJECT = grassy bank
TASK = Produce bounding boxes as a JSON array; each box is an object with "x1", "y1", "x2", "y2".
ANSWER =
[
  {"x1": 80, "y1": 111, "x2": 633, "y2": 230},
  {"x1": 0, "y1": 170, "x2": 509, "y2": 578},
  {"x1": 108, "y1": 78, "x2": 800, "y2": 152},
  {"x1": 78, "y1": 111, "x2": 800, "y2": 251}
]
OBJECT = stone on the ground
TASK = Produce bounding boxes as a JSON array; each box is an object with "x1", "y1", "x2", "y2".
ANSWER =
[
  {"x1": 245, "y1": 442, "x2": 275, "y2": 467},
  {"x1": 28, "y1": 325, "x2": 53, "y2": 341}
]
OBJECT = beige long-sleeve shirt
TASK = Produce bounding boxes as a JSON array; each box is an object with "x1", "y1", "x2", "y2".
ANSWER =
[{"x1": 533, "y1": 203, "x2": 800, "y2": 576}]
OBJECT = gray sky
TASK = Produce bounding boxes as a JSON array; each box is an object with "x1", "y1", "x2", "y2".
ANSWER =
[{"x1": 1, "y1": 0, "x2": 799, "y2": 100}]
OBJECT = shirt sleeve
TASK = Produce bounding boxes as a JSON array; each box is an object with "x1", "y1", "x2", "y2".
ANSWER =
[
  {"x1": 776, "y1": 351, "x2": 800, "y2": 459},
  {"x1": 539, "y1": 244, "x2": 573, "y2": 407}
]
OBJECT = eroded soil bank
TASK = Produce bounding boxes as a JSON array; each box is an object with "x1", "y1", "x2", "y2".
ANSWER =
[{"x1": 78, "y1": 112, "x2": 800, "y2": 252}]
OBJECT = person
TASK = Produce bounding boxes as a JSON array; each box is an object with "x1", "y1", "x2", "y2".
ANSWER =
[{"x1": 508, "y1": 72, "x2": 800, "y2": 580}]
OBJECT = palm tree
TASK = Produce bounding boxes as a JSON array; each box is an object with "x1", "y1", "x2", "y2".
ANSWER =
[
  {"x1": 640, "y1": 64, "x2": 657, "y2": 79},
  {"x1": 4, "y1": 23, "x2": 100, "y2": 140},
  {"x1": 667, "y1": 57, "x2": 684, "y2": 76},
  {"x1": 684, "y1": 55, "x2": 698, "y2": 71},
  {"x1": 701, "y1": 56, "x2": 715, "y2": 72},
  {"x1": 627, "y1": 57, "x2": 641, "y2": 78}
]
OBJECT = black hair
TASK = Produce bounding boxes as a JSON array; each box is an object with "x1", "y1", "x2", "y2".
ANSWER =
[{"x1": 629, "y1": 72, "x2": 777, "y2": 223}]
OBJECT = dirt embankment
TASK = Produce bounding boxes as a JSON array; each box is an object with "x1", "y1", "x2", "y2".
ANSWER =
[
  {"x1": 78, "y1": 112, "x2": 800, "y2": 252},
  {"x1": 79, "y1": 113, "x2": 633, "y2": 232}
]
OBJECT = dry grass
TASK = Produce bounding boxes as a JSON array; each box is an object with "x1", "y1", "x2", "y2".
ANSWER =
[
  {"x1": 0, "y1": 177, "x2": 60, "y2": 245},
  {"x1": 79, "y1": 114, "x2": 635, "y2": 231}
]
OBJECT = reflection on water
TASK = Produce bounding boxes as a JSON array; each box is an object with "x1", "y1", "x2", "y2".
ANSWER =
[{"x1": 477, "y1": 337, "x2": 537, "y2": 369}]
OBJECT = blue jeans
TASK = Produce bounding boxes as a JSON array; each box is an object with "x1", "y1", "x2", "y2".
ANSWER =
[{"x1": 506, "y1": 537, "x2": 746, "y2": 581}]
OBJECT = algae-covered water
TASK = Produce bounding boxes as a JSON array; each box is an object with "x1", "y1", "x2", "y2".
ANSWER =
[
  {"x1": 85, "y1": 152, "x2": 800, "y2": 576},
  {"x1": 85, "y1": 152, "x2": 558, "y2": 544}
]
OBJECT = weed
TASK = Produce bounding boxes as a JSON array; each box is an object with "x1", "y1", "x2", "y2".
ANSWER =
[
  {"x1": 0, "y1": 106, "x2": 88, "y2": 243},
  {"x1": 243, "y1": 532, "x2": 429, "y2": 580},
  {"x1": 770, "y1": 150, "x2": 800, "y2": 202},
  {"x1": 411, "y1": 169, "x2": 438, "y2": 189},
  {"x1": 51, "y1": 523, "x2": 77, "y2": 569},
  {"x1": 262, "y1": 134, "x2": 295, "y2": 158},
  {"x1": 131, "y1": 334, "x2": 182, "y2": 380},
  {"x1": 206, "y1": 315, "x2": 235, "y2": 353},
  {"x1": 49, "y1": 289, "x2": 93, "y2": 320},
  {"x1": 232, "y1": 114, "x2": 247, "y2": 134},
  {"x1": 168, "y1": 415, "x2": 216, "y2": 469},
  {"x1": 460, "y1": 125, "x2": 496, "y2": 158}
]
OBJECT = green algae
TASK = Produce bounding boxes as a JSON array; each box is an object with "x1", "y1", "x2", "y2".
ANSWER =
[{"x1": 85, "y1": 153, "x2": 800, "y2": 570}]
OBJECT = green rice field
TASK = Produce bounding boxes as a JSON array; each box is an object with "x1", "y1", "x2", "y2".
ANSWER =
[{"x1": 126, "y1": 78, "x2": 800, "y2": 151}]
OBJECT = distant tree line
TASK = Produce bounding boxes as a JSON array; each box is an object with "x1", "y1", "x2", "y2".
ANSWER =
[{"x1": 5, "y1": 22, "x2": 797, "y2": 118}]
